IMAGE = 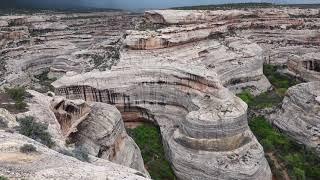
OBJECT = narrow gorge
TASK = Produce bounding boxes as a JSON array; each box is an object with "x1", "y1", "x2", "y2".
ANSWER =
[{"x1": 0, "y1": 4, "x2": 320, "y2": 180}]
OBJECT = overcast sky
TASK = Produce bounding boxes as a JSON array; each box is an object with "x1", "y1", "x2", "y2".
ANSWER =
[{"x1": 2, "y1": 0, "x2": 320, "y2": 9}]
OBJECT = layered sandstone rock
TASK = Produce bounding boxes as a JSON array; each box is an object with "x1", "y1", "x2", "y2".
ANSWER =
[
  {"x1": 52, "y1": 63, "x2": 271, "y2": 179},
  {"x1": 5, "y1": 7, "x2": 320, "y2": 179},
  {"x1": 271, "y1": 82, "x2": 320, "y2": 154},
  {"x1": 232, "y1": 8, "x2": 320, "y2": 81},
  {"x1": 125, "y1": 10, "x2": 273, "y2": 95},
  {"x1": 0, "y1": 108, "x2": 18, "y2": 128},
  {"x1": 287, "y1": 52, "x2": 320, "y2": 82},
  {"x1": 0, "y1": 11, "x2": 140, "y2": 87},
  {"x1": 50, "y1": 97, "x2": 149, "y2": 176},
  {"x1": 17, "y1": 90, "x2": 148, "y2": 176},
  {"x1": 50, "y1": 9, "x2": 275, "y2": 179},
  {"x1": 1, "y1": 7, "x2": 320, "y2": 86},
  {"x1": 0, "y1": 131, "x2": 149, "y2": 180}
]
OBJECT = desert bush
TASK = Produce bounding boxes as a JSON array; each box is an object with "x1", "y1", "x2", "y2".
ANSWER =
[
  {"x1": 249, "y1": 116, "x2": 320, "y2": 180},
  {"x1": 263, "y1": 64, "x2": 300, "y2": 95},
  {"x1": 20, "y1": 144, "x2": 37, "y2": 154},
  {"x1": 73, "y1": 147, "x2": 89, "y2": 162},
  {"x1": 127, "y1": 124, "x2": 175, "y2": 180},
  {"x1": 59, "y1": 147, "x2": 89, "y2": 162},
  {"x1": 0, "y1": 176, "x2": 8, "y2": 180},
  {"x1": 0, "y1": 118, "x2": 8, "y2": 128},
  {"x1": 34, "y1": 71, "x2": 57, "y2": 92},
  {"x1": 237, "y1": 90, "x2": 282, "y2": 109},
  {"x1": 17, "y1": 116, "x2": 54, "y2": 148},
  {"x1": 5, "y1": 86, "x2": 28, "y2": 110},
  {"x1": 5, "y1": 86, "x2": 26, "y2": 102}
]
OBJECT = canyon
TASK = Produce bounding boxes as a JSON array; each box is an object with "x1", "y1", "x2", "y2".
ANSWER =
[{"x1": 0, "y1": 5, "x2": 320, "y2": 180}]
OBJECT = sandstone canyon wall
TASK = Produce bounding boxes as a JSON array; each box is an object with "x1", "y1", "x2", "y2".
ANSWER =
[
  {"x1": 51, "y1": 9, "x2": 276, "y2": 179},
  {"x1": 271, "y1": 82, "x2": 320, "y2": 154},
  {"x1": 1, "y1": 6, "x2": 320, "y2": 179}
]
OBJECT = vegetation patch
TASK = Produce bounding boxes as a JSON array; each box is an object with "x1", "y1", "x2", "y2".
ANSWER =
[
  {"x1": 59, "y1": 147, "x2": 90, "y2": 162},
  {"x1": 238, "y1": 64, "x2": 319, "y2": 179},
  {"x1": 17, "y1": 116, "x2": 55, "y2": 148},
  {"x1": 238, "y1": 90, "x2": 282, "y2": 109},
  {"x1": 238, "y1": 64, "x2": 301, "y2": 110},
  {"x1": 20, "y1": 144, "x2": 37, "y2": 154},
  {"x1": 0, "y1": 118, "x2": 8, "y2": 129},
  {"x1": 250, "y1": 117, "x2": 320, "y2": 180},
  {"x1": 263, "y1": 64, "x2": 301, "y2": 97},
  {"x1": 34, "y1": 71, "x2": 57, "y2": 93},
  {"x1": 0, "y1": 176, "x2": 8, "y2": 180},
  {"x1": 4, "y1": 86, "x2": 28, "y2": 111},
  {"x1": 127, "y1": 124, "x2": 175, "y2": 180}
]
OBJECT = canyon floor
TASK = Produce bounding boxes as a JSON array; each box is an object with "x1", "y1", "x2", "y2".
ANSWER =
[{"x1": 0, "y1": 4, "x2": 320, "y2": 180}]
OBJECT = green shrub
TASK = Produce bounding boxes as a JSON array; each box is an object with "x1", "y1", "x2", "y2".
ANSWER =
[
  {"x1": 275, "y1": 88, "x2": 288, "y2": 97},
  {"x1": 0, "y1": 118, "x2": 8, "y2": 128},
  {"x1": 5, "y1": 86, "x2": 28, "y2": 110},
  {"x1": 260, "y1": 139, "x2": 274, "y2": 152},
  {"x1": 127, "y1": 124, "x2": 175, "y2": 180},
  {"x1": 263, "y1": 64, "x2": 300, "y2": 96},
  {"x1": 293, "y1": 167, "x2": 305, "y2": 180},
  {"x1": 73, "y1": 147, "x2": 89, "y2": 162},
  {"x1": 249, "y1": 116, "x2": 320, "y2": 180},
  {"x1": 5, "y1": 86, "x2": 26, "y2": 102},
  {"x1": 35, "y1": 71, "x2": 57, "y2": 92},
  {"x1": 237, "y1": 90, "x2": 282, "y2": 109},
  {"x1": 20, "y1": 144, "x2": 37, "y2": 154},
  {"x1": 0, "y1": 176, "x2": 8, "y2": 180},
  {"x1": 17, "y1": 116, "x2": 54, "y2": 148},
  {"x1": 237, "y1": 90, "x2": 254, "y2": 104},
  {"x1": 59, "y1": 147, "x2": 89, "y2": 162},
  {"x1": 14, "y1": 100, "x2": 27, "y2": 110}
]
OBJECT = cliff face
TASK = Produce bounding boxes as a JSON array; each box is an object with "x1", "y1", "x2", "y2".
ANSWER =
[
  {"x1": 233, "y1": 8, "x2": 320, "y2": 82},
  {"x1": 52, "y1": 65, "x2": 271, "y2": 179},
  {"x1": 0, "y1": 131, "x2": 149, "y2": 180},
  {"x1": 144, "y1": 8, "x2": 320, "y2": 82},
  {"x1": 271, "y1": 82, "x2": 320, "y2": 154},
  {"x1": 0, "y1": 95, "x2": 150, "y2": 179},
  {"x1": 125, "y1": 9, "x2": 272, "y2": 95},
  {"x1": 0, "y1": 11, "x2": 139, "y2": 87},
  {"x1": 12, "y1": 90, "x2": 149, "y2": 178},
  {"x1": 50, "y1": 96, "x2": 149, "y2": 176},
  {"x1": 1, "y1": 7, "x2": 320, "y2": 179}
]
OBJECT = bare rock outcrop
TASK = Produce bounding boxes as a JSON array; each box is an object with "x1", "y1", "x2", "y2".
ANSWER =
[
  {"x1": 125, "y1": 10, "x2": 272, "y2": 95},
  {"x1": 0, "y1": 108, "x2": 18, "y2": 128},
  {"x1": 271, "y1": 82, "x2": 320, "y2": 154},
  {"x1": 50, "y1": 97, "x2": 149, "y2": 176},
  {"x1": 17, "y1": 90, "x2": 149, "y2": 176},
  {"x1": 50, "y1": 9, "x2": 274, "y2": 179},
  {"x1": 0, "y1": 130, "x2": 149, "y2": 180},
  {"x1": 52, "y1": 63, "x2": 271, "y2": 179},
  {"x1": 288, "y1": 52, "x2": 320, "y2": 82},
  {"x1": 7, "y1": 7, "x2": 320, "y2": 179},
  {"x1": 232, "y1": 8, "x2": 320, "y2": 81},
  {"x1": 0, "y1": 12, "x2": 140, "y2": 87}
]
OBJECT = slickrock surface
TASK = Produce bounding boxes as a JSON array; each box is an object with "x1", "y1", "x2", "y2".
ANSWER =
[
  {"x1": 0, "y1": 108, "x2": 18, "y2": 128},
  {"x1": 4, "y1": 7, "x2": 320, "y2": 179},
  {"x1": 0, "y1": 131, "x2": 149, "y2": 180},
  {"x1": 0, "y1": 11, "x2": 140, "y2": 87},
  {"x1": 50, "y1": 96, "x2": 149, "y2": 176},
  {"x1": 271, "y1": 82, "x2": 320, "y2": 154},
  {"x1": 126, "y1": 10, "x2": 272, "y2": 95},
  {"x1": 287, "y1": 52, "x2": 320, "y2": 81},
  {"x1": 16, "y1": 90, "x2": 149, "y2": 176},
  {"x1": 233, "y1": 8, "x2": 320, "y2": 81},
  {"x1": 52, "y1": 64, "x2": 271, "y2": 179}
]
